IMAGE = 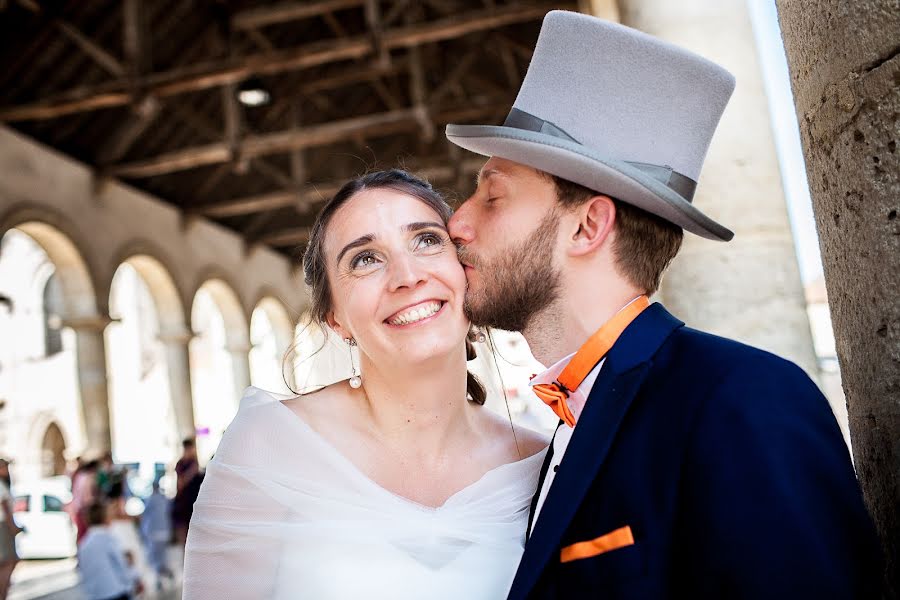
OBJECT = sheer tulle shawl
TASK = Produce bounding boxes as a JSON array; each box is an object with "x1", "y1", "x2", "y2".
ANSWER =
[{"x1": 183, "y1": 387, "x2": 546, "y2": 600}]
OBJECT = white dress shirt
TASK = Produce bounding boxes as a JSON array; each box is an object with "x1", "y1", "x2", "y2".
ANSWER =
[
  {"x1": 528, "y1": 296, "x2": 643, "y2": 534},
  {"x1": 529, "y1": 357, "x2": 604, "y2": 534}
]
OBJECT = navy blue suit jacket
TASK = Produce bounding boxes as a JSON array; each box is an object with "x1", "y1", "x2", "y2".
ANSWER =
[{"x1": 508, "y1": 303, "x2": 881, "y2": 599}]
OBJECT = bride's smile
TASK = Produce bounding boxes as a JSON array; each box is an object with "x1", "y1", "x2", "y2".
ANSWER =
[{"x1": 385, "y1": 299, "x2": 446, "y2": 327}]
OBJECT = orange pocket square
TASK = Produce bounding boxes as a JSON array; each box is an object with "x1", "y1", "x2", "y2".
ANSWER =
[{"x1": 560, "y1": 526, "x2": 635, "y2": 563}]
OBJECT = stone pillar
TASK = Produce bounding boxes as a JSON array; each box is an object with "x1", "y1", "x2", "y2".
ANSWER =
[
  {"x1": 159, "y1": 330, "x2": 197, "y2": 442},
  {"x1": 776, "y1": 1, "x2": 899, "y2": 592},
  {"x1": 228, "y1": 342, "x2": 252, "y2": 395},
  {"x1": 65, "y1": 315, "x2": 113, "y2": 456},
  {"x1": 577, "y1": 0, "x2": 620, "y2": 22},
  {"x1": 619, "y1": 0, "x2": 819, "y2": 380}
]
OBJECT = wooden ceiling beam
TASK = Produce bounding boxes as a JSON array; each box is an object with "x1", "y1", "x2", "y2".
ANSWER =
[
  {"x1": 428, "y1": 43, "x2": 481, "y2": 104},
  {"x1": 382, "y1": 0, "x2": 412, "y2": 28},
  {"x1": 301, "y1": 60, "x2": 405, "y2": 95},
  {"x1": 96, "y1": 96, "x2": 160, "y2": 164},
  {"x1": 115, "y1": 101, "x2": 501, "y2": 179},
  {"x1": 364, "y1": 0, "x2": 389, "y2": 68},
  {"x1": 96, "y1": 0, "x2": 156, "y2": 165},
  {"x1": 231, "y1": 0, "x2": 365, "y2": 31},
  {"x1": 258, "y1": 227, "x2": 311, "y2": 247},
  {"x1": 123, "y1": 0, "x2": 151, "y2": 77},
  {"x1": 0, "y1": 3, "x2": 567, "y2": 122},
  {"x1": 201, "y1": 189, "x2": 305, "y2": 218},
  {"x1": 54, "y1": 19, "x2": 125, "y2": 77},
  {"x1": 112, "y1": 107, "x2": 423, "y2": 178},
  {"x1": 321, "y1": 12, "x2": 349, "y2": 38},
  {"x1": 195, "y1": 157, "x2": 484, "y2": 219}
]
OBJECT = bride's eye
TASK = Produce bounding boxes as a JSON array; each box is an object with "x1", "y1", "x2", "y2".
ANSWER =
[
  {"x1": 349, "y1": 252, "x2": 379, "y2": 269},
  {"x1": 415, "y1": 232, "x2": 445, "y2": 250}
]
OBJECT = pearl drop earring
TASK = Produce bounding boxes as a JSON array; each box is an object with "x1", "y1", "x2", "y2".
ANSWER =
[
  {"x1": 468, "y1": 328, "x2": 487, "y2": 344},
  {"x1": 345, "y1": 338, "x2": 362, "y2": 388}
]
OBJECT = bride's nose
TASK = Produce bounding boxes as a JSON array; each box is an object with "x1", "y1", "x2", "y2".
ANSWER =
[{"x1": 387, "y1": 253, "x2": 427, "y2": 291}]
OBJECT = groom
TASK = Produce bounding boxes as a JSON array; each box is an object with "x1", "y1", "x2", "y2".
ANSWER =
[{"x1": 446, "y1": 11, "x2": 881, "y2": 599}]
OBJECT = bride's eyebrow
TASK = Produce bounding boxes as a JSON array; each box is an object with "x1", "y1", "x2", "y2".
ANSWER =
[
  {"x1": 335, "y1": 234, "x2": 375, "y2": 265},
  {"x1": 403, "y1": 221, "x2": 446, "y2": 233}
]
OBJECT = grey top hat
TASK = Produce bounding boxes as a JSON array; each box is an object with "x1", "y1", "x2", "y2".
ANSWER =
[{"x1": 446, "y1": 11, "x2": 736, "y2": 241}]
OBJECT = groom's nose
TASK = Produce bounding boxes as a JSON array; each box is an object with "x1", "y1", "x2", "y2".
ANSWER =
[{"x1": 448, "y1": 199, "x2": 475, "y2": 245}]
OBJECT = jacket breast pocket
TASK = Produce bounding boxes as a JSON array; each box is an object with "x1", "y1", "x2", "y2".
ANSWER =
[{"x1": 558, "y1": 531, "x2": 646, "y2": 586}]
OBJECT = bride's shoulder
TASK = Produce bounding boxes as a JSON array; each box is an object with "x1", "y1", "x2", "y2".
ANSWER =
[
  {"x1": 216, "y1": 385, "x2": 350, "y2": 462},
  {"x1": 279, "y1": 381, "x2": 355, "y2": 432},
  {"x1": 476, "y1": 408, "x2": 550, "y2": 459},
  {"x1": 512, "y1": 424, "x2": 551, "y2": 458}
]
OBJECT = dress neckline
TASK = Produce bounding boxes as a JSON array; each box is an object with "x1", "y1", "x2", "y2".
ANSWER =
[{"x1": 265, "y1": 391, "x2": 546, "y2": 512}]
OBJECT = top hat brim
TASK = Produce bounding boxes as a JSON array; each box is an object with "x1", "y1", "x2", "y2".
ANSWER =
[{"x1": 446, "y1": 123, "x2": 733, "y2": 242}]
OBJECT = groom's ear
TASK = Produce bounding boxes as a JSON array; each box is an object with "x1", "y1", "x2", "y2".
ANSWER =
[{"x1": 567, "y1": 195, "x2": 616, "y2": 257}]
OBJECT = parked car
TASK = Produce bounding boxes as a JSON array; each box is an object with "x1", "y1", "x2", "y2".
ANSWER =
[{"x1": 12, "y1": 480, "x2": 77, "y2": 559}]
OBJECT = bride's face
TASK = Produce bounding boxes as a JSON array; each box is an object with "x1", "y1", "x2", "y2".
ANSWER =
[{"x1": 324, "y1": 188, "x2": 469, "y2": 367}]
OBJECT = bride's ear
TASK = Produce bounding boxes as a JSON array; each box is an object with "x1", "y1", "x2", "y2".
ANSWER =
[{"x1": 326, "y1": 310, "x2": 348, "y2": 341}]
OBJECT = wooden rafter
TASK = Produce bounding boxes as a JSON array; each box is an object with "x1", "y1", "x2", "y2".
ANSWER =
[
  {"x1": 231, "y1": 0, "x2": 365, "y2": 31},
  {"x1": 112, "y1": 108, "x2": 423, "y2": 178},
  {"x1": 364, "y1": 0, "x2": 389, "y2": 68},
  {"x1": 54, "y1": 20, "x2": 124, "y2": 77},
  {"x1": 194, "y1": 157, "x2": 486, "y2": 219},
  {"x1": 0, "y1": 3, "x2": 570, "y2": 122},
  {"x1": 111, "y1": 99, "x2": 507, "y2": 179},
  {"x1": 258, "y1": 227, "x2": 310, "y2": 247}
]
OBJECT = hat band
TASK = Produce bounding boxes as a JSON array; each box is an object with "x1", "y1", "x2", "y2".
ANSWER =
[{"x1": 503, "y1": 108, "x2": 697, "y2": 202}]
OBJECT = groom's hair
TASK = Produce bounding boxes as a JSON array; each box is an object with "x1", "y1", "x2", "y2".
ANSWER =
[{"x1": 549, "y1": 175, "x2": 683, "y2": 294}]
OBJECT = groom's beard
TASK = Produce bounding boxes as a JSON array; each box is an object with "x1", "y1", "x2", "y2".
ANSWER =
[{"x1": 459, "y1": 210, "x2": 562, "y2": 333}]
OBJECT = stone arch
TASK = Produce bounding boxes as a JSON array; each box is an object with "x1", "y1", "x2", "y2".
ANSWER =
[
  {"x1": 0, "y1": 214, "x2": 98, "y2": 320},
  {"x1": 106, "y1": 252, "x2": 191, "y2": 462},
  {"x1": 189, "y1": 277, "x2": 250, "y2": 461},
  {"x1": 119, "y1": 253, "x2": 195, "y2": 441},
  {"x1": 250, "y1": 295, "x2": 297, "y2": 393},
  {"x1": 0, "y1": 212, "x2": 111, "y2": 455},
  {"x1": 22, "y1": 412, "x2": 78, "y2": 481},
  {"x1": 107, "y1": 241, "x2": 189, "y2": 337},
  {"x1": 40, "y1": 422, "x2": 67, "y2": 477},
  {"x1": 194, "y1": 277, "x2": 250, "y2": 352}
]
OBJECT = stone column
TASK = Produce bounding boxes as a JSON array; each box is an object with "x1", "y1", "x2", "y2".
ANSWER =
[
  {"x1": 618, "y1": 0, "x2": 819, "y2": 381},
  {"x1": 776, "y1": 0, "x2": 899, "y2": 591},
  {"x1": 228, "y1": 342, "x2": 252, "y2": 395},
  {"x1": 64, "y1": 315, "x2": 113, "y2": 456},
  {"x1": 159, "y1": 329, "x2": 197, "y2": 442}
]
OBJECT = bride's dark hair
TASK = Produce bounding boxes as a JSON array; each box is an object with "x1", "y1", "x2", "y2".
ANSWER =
[{"x1": 301, "y1": 169, "x2": 486, "y2": 405}]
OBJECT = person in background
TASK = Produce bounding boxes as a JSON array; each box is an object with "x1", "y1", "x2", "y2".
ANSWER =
[
  {"x1": 77, "y1": 502, "x2": 136, "y2": 600},
  {"x1": 106, "y1": 481, "x2": 147, "y2": 595},
  {"x1": 96, "y1": 452, "x2": 115, "y2": 498},
  {"x1": 71, "y1": 459, "x2": 99, "y2": 543},
  {"x1": 0, "y1": 458, "x2": 23, "y2": 600},
  {"x1": 172, "y1": 438, "x2": 200, "y2": 546},
  {"x1": 140, "y1": 480, "x2": 173, "y2": 590}
]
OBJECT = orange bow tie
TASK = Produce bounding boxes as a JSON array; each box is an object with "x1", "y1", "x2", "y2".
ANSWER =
[{"x1": 532, "y1": 296, "x2": 650, "y2": 427}]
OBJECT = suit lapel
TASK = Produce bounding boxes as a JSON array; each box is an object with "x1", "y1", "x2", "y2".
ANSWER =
[
  {"x1": 526, "y1": 421, "x2": 562, "y2": 540},
  {"x1": 508, "y1": 304, "x2": 683, "y2": 599}
]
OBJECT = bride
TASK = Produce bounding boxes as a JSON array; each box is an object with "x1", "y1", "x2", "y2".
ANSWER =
[{"x1": 183, "y1": 169, "x2": 548, "y2": 599}]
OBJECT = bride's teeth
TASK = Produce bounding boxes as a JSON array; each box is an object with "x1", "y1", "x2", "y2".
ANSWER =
[{"x1": 390, "y1": 301, "x2": 440, "y2": 325}]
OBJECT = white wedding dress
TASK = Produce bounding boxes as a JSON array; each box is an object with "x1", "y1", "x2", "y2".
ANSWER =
[{"x1": 183, "y1": 387, "x2": 546, "y2": 600}]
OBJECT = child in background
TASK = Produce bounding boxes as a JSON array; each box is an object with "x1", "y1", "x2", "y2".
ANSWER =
[{"x1": 77, "y1": 502, "x2": 136, "y2": 600}]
